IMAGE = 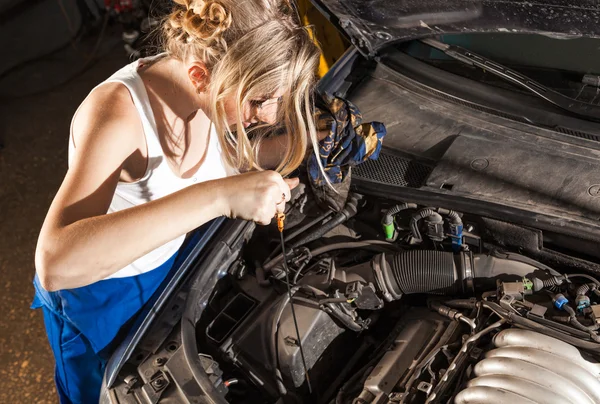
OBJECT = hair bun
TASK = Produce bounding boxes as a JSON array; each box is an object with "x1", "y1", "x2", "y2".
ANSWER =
[{"x1": 184, "y1": 0, "x2": 232, "y2": 42}]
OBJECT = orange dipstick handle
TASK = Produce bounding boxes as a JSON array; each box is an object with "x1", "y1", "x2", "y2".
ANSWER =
[{"x1": 276, "y1": 212, "x2": 285, "y2": 233}]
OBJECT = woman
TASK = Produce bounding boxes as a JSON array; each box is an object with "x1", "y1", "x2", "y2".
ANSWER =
[{"x1": 32, "y1": 0, "x2": 322, "y2": 402}]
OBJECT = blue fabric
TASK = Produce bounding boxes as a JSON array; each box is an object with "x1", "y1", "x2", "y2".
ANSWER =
[
  {"x1": 31, "y1": 252, "x2": 178, "y2": 404},
  {"x1": 308, "y1": 94, "x2": 386, "y2": 186}
]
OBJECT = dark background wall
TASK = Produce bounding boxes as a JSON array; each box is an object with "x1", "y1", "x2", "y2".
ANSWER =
[{"x1": 1, "y1": 0, "x2": 84, "y2": 74}]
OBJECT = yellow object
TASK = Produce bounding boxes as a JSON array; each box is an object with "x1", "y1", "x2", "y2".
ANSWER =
[
  {"x1": 277, "y1": 212, "x2": 286, "y2": 232},
  {"x1": 296, "y1": 0, "x2": 349, "y2": 77}
]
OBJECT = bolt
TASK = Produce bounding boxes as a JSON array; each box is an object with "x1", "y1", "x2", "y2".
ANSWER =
[
  {"x1": 469, "y1": 347, "x2": 483, "y2": 362},
  {"x1": 470, "y1": 158, "x2": 489, "y2": 171},
  {"x1": 154, "y1": 357, "x2": 166, "y2": 367},
  {"x1": 152, "y1": 377, "x2": 167, "y2": 390}
]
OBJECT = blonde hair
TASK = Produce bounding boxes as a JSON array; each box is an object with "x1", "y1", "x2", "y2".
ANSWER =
[{"x1": 163, "y1": 0, "x2": 322, "y2": 177}]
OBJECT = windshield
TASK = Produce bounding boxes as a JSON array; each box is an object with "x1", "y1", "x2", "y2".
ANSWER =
[{"x1": 403, "y1": 33, "x2": 600, "y2": 103}]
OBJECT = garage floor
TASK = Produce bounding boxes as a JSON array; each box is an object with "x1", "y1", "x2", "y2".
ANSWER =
[{"x1": 0, "y1": 48, "x2": 129, "y2": 403}]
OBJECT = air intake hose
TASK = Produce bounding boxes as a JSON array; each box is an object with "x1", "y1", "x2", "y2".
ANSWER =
[{"x1": 364, "y1": 250, "x2": 544, "y2": 302}]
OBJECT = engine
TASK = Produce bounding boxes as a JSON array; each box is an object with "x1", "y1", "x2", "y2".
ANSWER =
[
  {"x1": 455, "y1": 329, "x2": 600, "y2": 404},
  {"x1": 193, "y1": 194, "x2": 600, "y2": 404}
]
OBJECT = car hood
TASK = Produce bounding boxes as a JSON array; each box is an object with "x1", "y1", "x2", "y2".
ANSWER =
[{"x1": 312, "y1": 0, "x2": 600, "y2": 56}]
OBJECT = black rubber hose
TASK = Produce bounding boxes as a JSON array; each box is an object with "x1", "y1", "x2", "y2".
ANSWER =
[
  {"x1": 382, "y1": 203, "x2": 418, "y2": 226},
  {"x1": 563, "y1": 305, "x2": 600, "y2": 337},
  {"x1": 288, "y1": 193, "x2": 362, "y2": 250},
  {"x1": 292, "y1": 260, "x2": 323, "y2": 285},
  {"x1": 527, "y1": 312, "x2": 591, "y2": 338},
  {"x1": 568, "y1": 274, "x2": 600, "y2": 287},
  {"x1": 289, "y1": 213, "x2": 348, "y2": 249},
  {"x1": 264, "y1": 240, "x2": 398, "y2": 272},
  {"x1": 443, "y1": 299, "x2": 478, "y2": 310},
  {"x1": 309, "y1": 240, "x2": 398, "y2": 257},
  {"x1": 383, "y1": 250, "x2": 461, "y2": 297},
  {"x1": 254, "y1": 261, "x2": 271, "y2": 287},
  {"x1": 285, "y1": 211, "x2": 333, "y2": 243},
  {"x1": 266, "y1": 211, "x2": 334, "y2": 261},
  {"x1": 573, "y1": 319, "x2": 600, "y2": 335}
]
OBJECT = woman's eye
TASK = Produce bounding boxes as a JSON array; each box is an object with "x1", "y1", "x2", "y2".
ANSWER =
[{"x1": 250, "y1": 99, "x2": 264, "y2": 108}]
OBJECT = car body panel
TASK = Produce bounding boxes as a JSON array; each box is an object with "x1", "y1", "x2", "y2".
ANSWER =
[{"x1": 311, "y1": 0, "x2": 600, "y2": 56}]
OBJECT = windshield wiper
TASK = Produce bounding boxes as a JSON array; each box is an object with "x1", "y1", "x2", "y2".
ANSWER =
[{"x1": 421, "y1": 38, "x2": 600, "y2": 122}]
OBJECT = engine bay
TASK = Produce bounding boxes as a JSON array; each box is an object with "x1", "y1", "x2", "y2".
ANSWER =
[
  {"x1": 103, "y1": 29, "x2": 600, "y2": 404},
  {"x1": 179, "y1": 191, "x2": 600, "y2": 404}
]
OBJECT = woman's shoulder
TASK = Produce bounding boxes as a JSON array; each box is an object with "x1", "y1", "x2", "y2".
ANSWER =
[{"x1": 71, "y1": 81, "x2": 144, "y2": 153}]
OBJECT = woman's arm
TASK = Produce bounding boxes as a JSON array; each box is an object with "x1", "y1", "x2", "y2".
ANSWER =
[
  {"x1": 258, "y1": 130, "x2": 329, "y2": 169},
  {"x1": 36, "y1": 84, "x2": 293, "y2": 291}
]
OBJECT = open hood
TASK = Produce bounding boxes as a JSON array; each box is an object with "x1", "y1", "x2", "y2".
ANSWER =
[{"x1": 312, "y1": 0, "x2": 600, "y2": 57}]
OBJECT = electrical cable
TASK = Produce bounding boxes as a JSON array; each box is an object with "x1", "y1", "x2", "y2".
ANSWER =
[
  {"x1": 563, "y1": 304, "x2": 600, "y2": 339},
  {"x1": 482, "y1": 301, "x2": 600, "y2": 352},
  {"x1": 264, "y1": 240, "x2": 398, "y2": 272},
  {"x1": 567, "y1": 274, "x2": 600, "y2": 287},
  {"x1": 292, "y1": 259, "x2": 321, "y2": 285},
  {"x1": 409, "y1": 208, "x2": 442, "y2": 242},
  {"x1": 278, "y1": 214, "x2": 313, "y2": 395}
]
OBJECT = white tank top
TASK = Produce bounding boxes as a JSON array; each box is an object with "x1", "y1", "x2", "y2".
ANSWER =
[{"x1": 68, "y1": 54, "x2": 231, "y2": 279}]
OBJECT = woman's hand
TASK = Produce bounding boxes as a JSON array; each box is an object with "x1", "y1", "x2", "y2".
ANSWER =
[{"x1": 218, "y1": 171, "x2": 299, "y2": 225}]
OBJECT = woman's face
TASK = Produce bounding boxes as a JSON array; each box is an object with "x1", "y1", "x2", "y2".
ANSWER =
[{"x1": 222, "y1": 89, "x2": 285, "y2": 130}]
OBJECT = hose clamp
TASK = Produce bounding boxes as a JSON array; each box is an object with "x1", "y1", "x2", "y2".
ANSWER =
[
  {"x1": 372, "y1": 254, "x2": 397, "y2": 302},
  {"x1": 463, "y1": 252, "x2": 474, "y2": 293}
]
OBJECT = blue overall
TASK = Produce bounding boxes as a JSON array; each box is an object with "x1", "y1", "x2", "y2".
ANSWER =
[{"x1": 31, "y1": 247, "x2": 183, "y2": 403}]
